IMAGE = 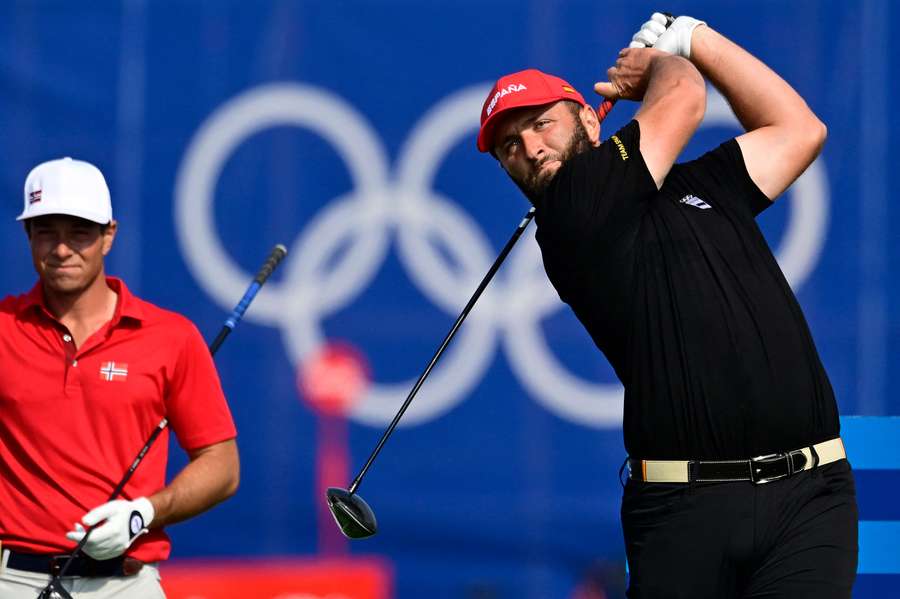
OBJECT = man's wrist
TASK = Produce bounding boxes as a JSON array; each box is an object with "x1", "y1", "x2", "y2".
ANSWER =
[
  {"x1": 687, "y1": 23, "x2": 711, "y2": 61},
  {"x1": 146, "y1": 494, "x2": 166, "y2": 529}
]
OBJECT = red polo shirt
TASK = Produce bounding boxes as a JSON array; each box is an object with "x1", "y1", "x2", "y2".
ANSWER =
[{"x1": 0, "y1": 277, "x2": 237, "y2": 562}]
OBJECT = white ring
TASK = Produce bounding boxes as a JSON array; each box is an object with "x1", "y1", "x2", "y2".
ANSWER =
[{"x1": 174, "y1": 83, "x2": 390, "y2": 325}]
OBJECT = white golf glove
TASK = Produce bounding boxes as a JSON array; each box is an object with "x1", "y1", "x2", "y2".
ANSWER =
[
  {"x1": 66, "y1": 497, "x2": 155, "y2": 560},
  {"x1": 629, "y1": 13, "x2": 706, "y2": 59}
]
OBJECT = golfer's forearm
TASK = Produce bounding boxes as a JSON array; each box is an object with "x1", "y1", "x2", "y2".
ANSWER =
[
  {"x1": 148, "y1": 438, "x2": 239, "y2": 528},
  {"x1": 689, "y1": 26, "x2": 822, "y2": 133},
  {"x1": 640, "y1": 54, "x2": 705, "y2": 113},
  {"x1": 635, "y1": 54, "x2": 705, "y2": 187}
]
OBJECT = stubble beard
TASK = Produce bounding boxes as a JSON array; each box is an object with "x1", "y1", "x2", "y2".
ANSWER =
[
  {"x1": 39, "y1": 260, "x2": 103, "y2": 299},
  {"x1": 512, "y1": 119, "x2": 593, "y2": 202},
  {"x1": 43, "y1": 269, "x2": 94, "y2": 297}
]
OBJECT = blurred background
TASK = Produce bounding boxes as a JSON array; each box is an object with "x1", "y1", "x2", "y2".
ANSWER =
[{"x1": 1, "y1": 1, "x2": 897, "y2": 597}]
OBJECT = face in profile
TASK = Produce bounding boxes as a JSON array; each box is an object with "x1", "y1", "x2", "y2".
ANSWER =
[{"x1": 493, "y1": 100, "x2": 598, "y2": 201}]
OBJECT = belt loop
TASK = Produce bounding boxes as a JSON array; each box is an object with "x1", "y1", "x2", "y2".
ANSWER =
[
  {"x1": 618, "y1": 457, "x2": 629, "y2": 488},
  {"x1": 49, "y1": 556, "x2": 62, "y2": 577}
]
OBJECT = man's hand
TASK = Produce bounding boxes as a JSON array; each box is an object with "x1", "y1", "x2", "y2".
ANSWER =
[
  {"x1": 65, "y1": 497, "x2": 155, "y2": 560},
  {"x1": 593, "y1": 48, "x2": 669, "y2": 101},
  {"x1": 630, "y1": 13, "x2": 706, "y2": 58}
]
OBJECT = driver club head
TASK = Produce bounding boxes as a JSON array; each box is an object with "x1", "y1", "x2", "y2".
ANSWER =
[{"x1": 326, "y1": 487, "x2": 378, "y2": 539}]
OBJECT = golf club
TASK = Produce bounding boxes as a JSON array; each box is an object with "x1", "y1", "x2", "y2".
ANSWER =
[
  {"x1": 39, "y1": 244, "x2": 287, "y2": 599},
  {"x1": 326, "y1": 14, "x2": 676, "y2": 540},
  {"x1": 326, "y1": 208, "x2": 534, "y2": 539}
]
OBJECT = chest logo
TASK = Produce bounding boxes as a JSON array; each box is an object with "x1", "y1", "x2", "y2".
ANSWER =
[
  {"x1": 679, "y1": 194, "x2": 711, "y2": 210},
  {"x1": 99, "y1": 362, "x2": 129, "y2": 382}
]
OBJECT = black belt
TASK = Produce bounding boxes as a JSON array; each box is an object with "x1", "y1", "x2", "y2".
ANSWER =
[
  {"x1": 5, "y1": 551, "x2": 144, "y2": 577},
  {"x1": 629, "y1": 449, "x2": 813, "y2": 484},
  {"x1": 628, "y1": 438, "x2": 846, "y2": 484}
]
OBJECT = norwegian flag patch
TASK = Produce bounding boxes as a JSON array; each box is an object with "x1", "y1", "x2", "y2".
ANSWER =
[
  {"x1": 28, "y1": 190, "x2": 42, "y2": 205},
  {"x1": 99, "y1": 362, "x2": 128, "y2": 382}
]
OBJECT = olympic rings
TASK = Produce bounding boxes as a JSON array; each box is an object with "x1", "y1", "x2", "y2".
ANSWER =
[{"x1": 175, "y1": 83, "x2": 830, "y2": 429}]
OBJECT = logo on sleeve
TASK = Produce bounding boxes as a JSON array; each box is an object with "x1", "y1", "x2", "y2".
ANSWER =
[
  {"x1": 679, "y1": 194, "x2": 712, "y2": 210},
  {"x1": 610, "y1": 135, "x2": 628, "y2": 161}
]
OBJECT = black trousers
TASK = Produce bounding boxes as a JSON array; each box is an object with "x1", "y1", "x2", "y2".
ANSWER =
[{"x1": 622, "y1": 460, "x2": 858, "y2": 598}]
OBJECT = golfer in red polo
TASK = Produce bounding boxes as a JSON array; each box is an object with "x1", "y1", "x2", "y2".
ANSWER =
[{"x1": 0, "y1": 157, "x2": 239, "y2": 598}]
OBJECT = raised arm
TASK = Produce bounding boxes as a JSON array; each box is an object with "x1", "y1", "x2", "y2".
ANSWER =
[
  {"x1": 633, "y1": 13, "x2": 826, "y2": 200},
  {"x1": 594, "y1": 49, "x2": 706, "y2": 188},
  {"x1": 691, "y1": 26, "x2": 826, "y2": 200}
]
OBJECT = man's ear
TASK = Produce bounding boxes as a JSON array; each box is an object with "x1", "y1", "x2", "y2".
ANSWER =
[
  {"x1": 101, "y1": 220, "x2": 118, "y2": 256},
  {"x1": 580, "y1": 105, "x2": 602, "y2": 146}
]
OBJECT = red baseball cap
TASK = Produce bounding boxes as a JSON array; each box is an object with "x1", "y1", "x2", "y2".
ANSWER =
[{"x1": 477, "y1": 68, "x2": 586, "y2": 153}]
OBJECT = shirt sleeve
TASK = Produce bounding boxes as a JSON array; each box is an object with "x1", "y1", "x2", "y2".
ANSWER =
[
  {"x1": 165, "y1": 320, "x2": 237, "y2": 451},
  {"x1": 538, "y1": 120, "x2": 658, "y2": 233},
  {"x1": 678, "y1": 138, "x2": 772, "y2": 217}
]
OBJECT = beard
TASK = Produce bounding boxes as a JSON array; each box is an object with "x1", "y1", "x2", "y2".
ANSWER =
[{"x1": 511, "y1": 118, "x2": 594, "y2": 202}]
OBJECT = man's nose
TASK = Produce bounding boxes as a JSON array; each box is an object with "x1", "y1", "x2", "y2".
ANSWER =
[
  {"x1": 520, "y1": 130, "x2": 546, "y2": 161},
  {"x1": 51, "y1": 239, "x2": 74, "y2": 258}
]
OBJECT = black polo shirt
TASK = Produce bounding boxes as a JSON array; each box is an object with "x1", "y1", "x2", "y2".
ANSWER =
[{"x1": 533, "y1": 120, "x2": 839, "y2": 460}]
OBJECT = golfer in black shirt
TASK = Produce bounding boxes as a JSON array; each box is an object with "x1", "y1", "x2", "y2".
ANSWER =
[{"x1": 477, "y1": 13, "x2": 857, "y2": 599}]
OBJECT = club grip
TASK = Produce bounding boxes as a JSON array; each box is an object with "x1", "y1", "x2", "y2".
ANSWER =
[
  {"x1": 596, "y1": 12, "x2": 677, "y2": 123},
  {"x1": 215, "y1": 243, "x2": 289, "y2": 349},
  {"x1": 254, "y1": 244, "x2": 288, "y2": 285},
  {"x1": 597, "y1": 99, "x2": 616, "y2": 123}
]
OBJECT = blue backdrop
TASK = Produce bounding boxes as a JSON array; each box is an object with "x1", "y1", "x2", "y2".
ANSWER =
[{"x1": 1, "y1": 1, "x2": 897, "y2": 597}]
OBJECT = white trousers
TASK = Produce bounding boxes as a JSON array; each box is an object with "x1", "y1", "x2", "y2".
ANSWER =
[{"x1": 0, "y1": 565, "x2": 165, "y2": 599}]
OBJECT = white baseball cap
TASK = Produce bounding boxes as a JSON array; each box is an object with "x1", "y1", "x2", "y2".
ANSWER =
[{"x1": 17, "y1": 157, "x2": 112, "y2": 224}]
